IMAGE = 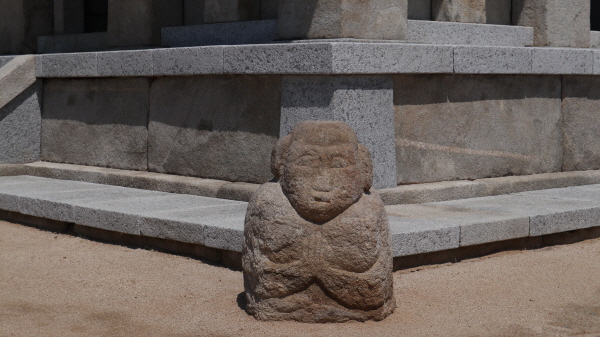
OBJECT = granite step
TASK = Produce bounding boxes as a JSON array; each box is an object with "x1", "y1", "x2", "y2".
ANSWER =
[{"x1": 1, "y1": 175, "x2": 600, "y2": 258}]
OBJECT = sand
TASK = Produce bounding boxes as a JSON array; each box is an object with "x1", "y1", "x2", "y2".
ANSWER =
[{"x1": 2, "y1": 220, "x2": 600, "y2": 337}]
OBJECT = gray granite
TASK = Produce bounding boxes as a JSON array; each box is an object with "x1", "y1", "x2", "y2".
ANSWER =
[
  {"x1": 388, "y1": 216, "x2": 460, "y2": 256},
  {"x1": 97, "y1": 50, "x2": 153, "y2": 77},
  {"x1": 407, "y1": 21, "x2": 533, "y2": 47},
  {"x1": 162, "y1": 20, "x2": 278, "y2": 47},
  {"x1": 0, "y1": 55, "x2": 37, "y2": 110},
  {"x1": 280, "y1": 75, "x2": 397, "y2": 189},
  {"x1": 331, "y1": 43, "x2": 454, "y2": 74},
  {"x1": 152, "y1": 46, "x2": 223, "y2": 76},
  {"x1": 223, "y1": 43, "x2": 333, "y2": 74},
  {"x1": 595, "y1": 50, "x2": 600, "y2": 75},
  {"x1": 531, "y1": 48, "x2": 593, "y2": 74},
  {"x1": 591, "y1": 31, "x2": 600, "y2": 49},
  {"x1": 515, "y1": 185, "x2": 600, "y2": 202},
  {"x1": 0, "y1": 56, "x2": 15, "y2": 68},
  {"x1": 454, "y1": 46, "x2": 532, "y2": 74},
  {"x1": 40, "y1": 53, "x2": 97, "y2": 77},
  {"x1": 0, "y1": 82, "x2": 41, "y2": 164},
  {"x1": 378, "y1": 180, "x2": 487, "y2": 205}
]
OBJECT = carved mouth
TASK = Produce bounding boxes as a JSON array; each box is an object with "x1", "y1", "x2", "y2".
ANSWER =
[{"x1": 313, "y1": 193, "x2": 331, "y2": 203}]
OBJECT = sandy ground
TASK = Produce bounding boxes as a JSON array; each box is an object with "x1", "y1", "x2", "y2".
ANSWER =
[{"x1": 2, "y1": 220, "x2": 600, "y2": 337}]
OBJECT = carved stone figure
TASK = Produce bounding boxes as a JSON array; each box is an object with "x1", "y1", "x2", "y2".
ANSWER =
[{"x1": 242, "y1": 121, "x2": 396, "y2": 323}]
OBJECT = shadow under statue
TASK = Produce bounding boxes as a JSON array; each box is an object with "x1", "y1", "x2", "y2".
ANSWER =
[{"x1": 242, "y1": 121, "x2": 396, "y2": 322}]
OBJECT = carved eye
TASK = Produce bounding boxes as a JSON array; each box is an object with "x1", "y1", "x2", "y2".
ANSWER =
[
  {"x1": 331, "y1": 157, "x2": 349, "y2": 168},
  {"x1": 295, "y1": 155, "x2": 319, "y2": 167}
]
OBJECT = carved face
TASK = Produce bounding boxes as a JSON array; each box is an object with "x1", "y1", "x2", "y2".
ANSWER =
[{"x1": 276, "y1": 122, "x2": 369, "y2": 222}]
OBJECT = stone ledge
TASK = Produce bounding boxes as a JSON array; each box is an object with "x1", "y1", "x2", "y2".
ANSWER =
[
  {"x1": 1, "y1": 175, "x2": 600, "y2": 259},
  {"x1": 34, "y1": 43, "x2": 600, "y2": 77}
]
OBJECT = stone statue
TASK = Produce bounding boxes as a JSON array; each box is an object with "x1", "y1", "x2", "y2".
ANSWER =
[{"x1": 242, "y1": 121, "x2": 396, "y2": 323}]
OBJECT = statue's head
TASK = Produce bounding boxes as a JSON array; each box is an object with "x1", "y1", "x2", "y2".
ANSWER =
[{"x1": 271, "y1": 121, "x2": 373, "y2": 222}]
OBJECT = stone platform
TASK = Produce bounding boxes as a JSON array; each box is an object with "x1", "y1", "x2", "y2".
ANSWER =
[{"x1": 2, "y1": 175, "x2": 600, "y2": 269}]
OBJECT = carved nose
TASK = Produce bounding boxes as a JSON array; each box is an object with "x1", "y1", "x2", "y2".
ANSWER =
[{"x1": 314, "y1": 169, "x2": 332, "y2": 192}]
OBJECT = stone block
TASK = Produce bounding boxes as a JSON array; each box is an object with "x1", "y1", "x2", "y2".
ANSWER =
[
  {"x1": 0, "y1": 56, "x2": 15, "y2": 68},
  {"x1": 0, "y1": 83, "x2": 42, "y2": 164},
  {"x1": 278, "y1": 0, "x2": 408, "y2": 40},
  {"x1": 432, "y1": 0, "x2": 486, "y2": 23},
  {"x1": 513, "y1": 0, "x2": 590, "y2": 47},
  {"x1": 0, "y1": 56, "x2": 37, "y2": 111},
  {"x1": 0, "y1": 0, "x2": 53, "y2": 54},
  {"x1": 184, "y1": 0, "x2": 204, "y2": 25},
  {"x1": 378, "y1": 180, "x2": 487, "y2": 205},
  {"x1": 0, "y1": 164, "x2": 27, "y2": 177},
  {"x1": 107, "y1": 0, "x2": 183, "y2": 48},
  {"x1": 531, "y1": 48, "x2": 593, "y2": 75},
  {"x1": 394, "y1": 74, "x2": 562, "y2": 184},
  {"x1": 152, "y1": 46, "x2": 223, "y2": 75},
  {"x1": 406, "y1": 20, "x2": 533, "y2": 47},
  {"x1": 386, "y1": 204, "x2": 529, "y2": 247},
  {"x1": 408, "y1": 0, "x2": 431, "y2": 20},
  {"x1": 40, "y1": 53, "x2": 97, "y2": 77},
  {"x1": 97, "y1": 50, "x2": 153, "y2": 77},
  {"x1": 223, "y1": 43, "x2": 334, "y2": 74},
  {"x1": 388, "y1": 216, "x2": 460, "y2": 256},
  {"x1": 37, "y1": 32, "x2": 108, "y2": 54},
  {"x1": 42, "y1": 78, "x2": 149, "y2": 171},
  {"x1": 454, "y1": 46, "x2": 531, "y2": 74},
  {"x1": 281, "y1": 75, "x2": 397, "y2": 189},
  {"x1": 148, "y1": 75, "x2": 281, "y2": 183},
  {"x1": 562, "y1": 76, "x2": 600, "y2": 171},
  {"x1": 591, "y1": 32, "x2": 600, "y2": 49},
  {"x1": 479, "y1": 171, "x2": 598, "y2": 196},
  {"x1": 516, "y1": 184, "x2": 600, "y2": 202},
  {"x1": 331, "y1": 43, "x2": 454, "y2": 74},
  {"x1": 486, "y1": 0, "x2": 511, "y2": 24},
  {"x1": 162, "y1": 20, "x2": 278, "y2": 47},
  {"x1": 204, "y1": 0, "x2": 260, "y2": 23}
]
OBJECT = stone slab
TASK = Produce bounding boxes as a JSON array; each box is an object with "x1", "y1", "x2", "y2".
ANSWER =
[
  {"x1": 454, "y1": 46, "x2": 531, "y2": 74},
  {"x1": 407, "y1": 21, "x2": 533, "y2": 47},
  {"x1": 162, "y1": 20, "x2": 277, "y2": 47},
  {"x1": 387, "y1": 204, "x2": 530, "y2": 247},
  {"x1": 378, "y1": 180, "x2": 487, "y2": 205},
  {"x1": 331, "y1": 43, "x2": 454, "y2": 74},
  {"x1": 37, "y1": 32, "x2": 108, "y2": 54},
  {"x1": 595, "y1": 51, "x2": 600, "y2": 75},
  {"x1": 40, "y1": 53, "x2": 97, "y2": 77},
  {"x1": 0, "y1": 55, "x2": 37, "y2": 110},
  {"x1": 0, "y1": 56, "x2": 15, "y2": 68},
  {"x1": 280, "y1": 75, "x2": 397, "y2": 189},
  {"x1": 531, "y1": 48, "x2": 593, "y2": 74},
  {"x1": 561, "y1": 76, "x2": 600, "y2": 171},
  {"x1": 148, "y1": 75, "x2": 280, "y2": 184},
  {"x1": 97, "y1": 50, "x2": 153, "y2": 77},
  {"x1": 394, "y1": 74, "x2": 562, "y2": 184},
  {"x1": 41, "y1": 78, "x2": 149, "y2": 171},
  {"x1": 0, "y1": 82, "x2": 41, "y2": 164},
  {"x1": 591, "y1": 31, "x2": 600, "y2": 49},
  {"x1": 152, "y1": 46, "x2": 223, "y2": 76},
  {"x1": 388, "y1": 216, "x2": 460, "y2": 256}
]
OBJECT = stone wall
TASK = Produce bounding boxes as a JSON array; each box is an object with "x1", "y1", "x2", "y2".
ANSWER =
[
  {"x1": 394, "y1": 74, "x2": 563, "y2": 184},
  {"x1": 0, "y1": 0, "x2": 53, "y2": 55}
]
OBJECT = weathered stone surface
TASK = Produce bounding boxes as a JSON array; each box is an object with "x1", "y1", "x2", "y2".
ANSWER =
[
  {"x1": 243, "y1": 121, "x2": 395, "y2": 322},
  {"x1": 513, "y1": 0, "x2": 590, "y2": 48},
  {"x1": 432, "y1": 0, "x2": 486, "y2": 23},
  {"x1": 562, "y1": 76, "x2": 600, "y2": 172},
  {"x1": 204, "y1": 0, "x2": 260, "y2": 23},
  {"x1": 148, "y1": 75, "x2": 280, "y2": 184},
  {"x1": 42, "y1": 78, "x2": 149, "y2": 171},
  {"x1": 0, "y1": 0, "x2": 53, "y2": 54},
  {"x1": 0, "y1": 56, "x2": 37, "y2": 111},
  {"x1": 394, "y1": 74, "x2": 562, "y2": 184},
  {"x1": 278, "y1": 0, "x2": 407, "y2": 40},
  {"x1": 107, "y1": 0, "x2": 183, "y2": 47},
  {"x1": 0, "y1": 82, "x2": 41, "y2": 164}
]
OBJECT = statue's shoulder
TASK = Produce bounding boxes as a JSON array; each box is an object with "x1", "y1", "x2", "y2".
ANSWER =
[
  {"x1": 247, "y1": 182, "x2": 293, "y2": 217},
  {"x1": 355, "y1": 191, "x2": 386, "y2": 210}
]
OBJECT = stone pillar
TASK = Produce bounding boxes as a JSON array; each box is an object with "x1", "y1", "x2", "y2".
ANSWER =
[
  {"x1": 0, "y1": 0, "x2": 53, "y2": 54},
  {"x1": 280, "y1": 76, "x2": 397, "y2": 189},
  {"x1": 54, "y1": 0, "x2": 85, "y2": 35},
  {"x1": 512, "y1": 0, "x2": 590, "y2": 48},
  {"x1": 486, "y1": 0, "x2": 511, "y2": 25},
  {"x1": 278, "y1": 0, "x2": 408, "y2": 40},
  {"x1": 432, "y1": 0, "x2": 486, "y2": 23},
  {"x1": 409, "y1": 0, "x2": 432, "y2": 20},
  {"x1": 107, "y1": 0, "x2": 183, "y2": 48},
  {"x1": 204, "y1": 0, "x2": 260, "y2": 23}
]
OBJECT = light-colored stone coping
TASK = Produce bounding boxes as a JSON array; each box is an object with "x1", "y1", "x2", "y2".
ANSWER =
[
  {"x1": 34, "y1": 42, "x2": 600, "y2": 78},
  {"x1": 162, "y1": 19, "x2": 533, "y2": 48},
  {"x1": 3, "y1": 162, "x2": 600, "y2": 206},
  {"x1": 1, "y1": 175, "x2": 600, "y2": 258},
  {"x1": 0, "y1": 55, "x2": 36, "y2": 110}
]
